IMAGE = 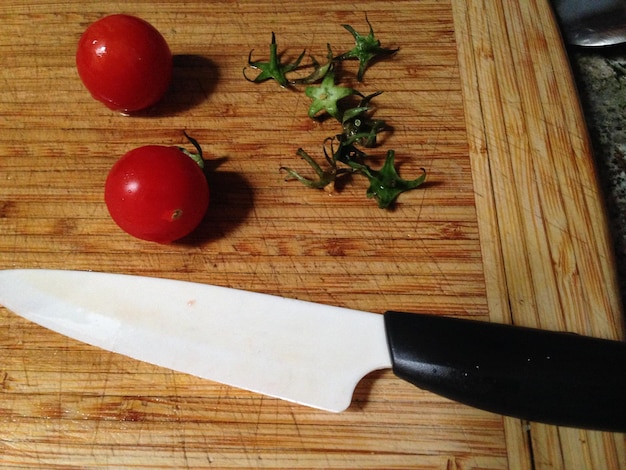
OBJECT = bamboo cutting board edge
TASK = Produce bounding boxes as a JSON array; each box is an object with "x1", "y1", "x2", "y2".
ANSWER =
[{"x1": 452, "y1": 1, "x2": 625, "y2": 469}]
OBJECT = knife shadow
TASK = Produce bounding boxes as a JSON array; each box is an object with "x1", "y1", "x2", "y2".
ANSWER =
[{"x1": 348, "y1": 369, "x2": 390, "y2": 411}]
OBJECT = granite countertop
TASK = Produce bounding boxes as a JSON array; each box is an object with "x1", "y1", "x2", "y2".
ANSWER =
[{"x1": 569, "y1": 45, "x2": 626, "y2": 309}]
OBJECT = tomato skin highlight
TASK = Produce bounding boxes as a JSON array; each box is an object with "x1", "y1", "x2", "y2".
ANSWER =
[
  {"x1": 105, "y1": 146, "x2": 210, "y2": 243},
  {"x1": 76, "y1": 14, "x2": 172, "y2": 112}
]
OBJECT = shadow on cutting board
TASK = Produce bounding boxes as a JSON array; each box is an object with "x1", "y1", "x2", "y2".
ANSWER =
[
  {"x1": 349, "y1": 370, "x2": 391, "y2": 411},
  {"x1": 136, "y1": 54, "x2": 220, "y2": 117},
  {"x1": 177, "y1": 163, "x2": 255, "y2": 246}
]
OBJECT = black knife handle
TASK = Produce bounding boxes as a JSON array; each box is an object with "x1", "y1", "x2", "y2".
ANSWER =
[{"x1": 384, "y1": 311, "x2": 626, "y2": 432}]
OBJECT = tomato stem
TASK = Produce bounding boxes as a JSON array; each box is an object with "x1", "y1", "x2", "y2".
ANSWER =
[
  {"x1": 246, "y1": 16, "x2": 425, "y2": 208},
  {"x1": 178, "y1": 131, "x2": 205, "y2": 169}
]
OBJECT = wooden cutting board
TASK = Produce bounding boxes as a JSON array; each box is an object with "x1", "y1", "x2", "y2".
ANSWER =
[{"x1": 0, "y1": 0, "x2": 624, "y2": 468}]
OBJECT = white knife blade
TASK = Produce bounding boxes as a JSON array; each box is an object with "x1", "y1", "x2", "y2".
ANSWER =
[
  {"x1": 1, "y1": 269, "x2": 625, "y2": 432},
  {"x1": 0, "y1": 269, "x2": 391, "y2": 412}
]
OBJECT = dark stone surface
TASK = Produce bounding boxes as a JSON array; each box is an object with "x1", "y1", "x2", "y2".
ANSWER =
[{"x1": 568, "y1": 44, "x2": 626, "y2": 307}]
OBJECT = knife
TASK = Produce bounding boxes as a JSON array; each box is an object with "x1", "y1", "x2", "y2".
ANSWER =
[
  {"x1": 0, "y1": 269, "x2": 624, "y2": 432},
  {"x1": 552, "y1": 0, "x2": 626, "y2": 46}
]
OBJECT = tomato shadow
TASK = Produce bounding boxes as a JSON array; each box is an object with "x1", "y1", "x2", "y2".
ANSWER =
[
  {"x1": 136, "y1": 54, "x2": 220, "y2": 117},
  {"x1": 176, "y1": 160, "x2": 255, "y2": 245}
]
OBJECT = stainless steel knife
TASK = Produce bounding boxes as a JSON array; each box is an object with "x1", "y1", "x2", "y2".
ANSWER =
[
  {"x1": 0, "y1": 269, "x2": 624, "y2": 432},
  {"x1": 552, "y1": 0, "x2": 626, "y2": 46}
]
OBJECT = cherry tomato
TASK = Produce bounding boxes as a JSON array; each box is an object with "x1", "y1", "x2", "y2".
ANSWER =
[
  {"x1": 76, "y1": 14, "x2": 172, "y2": 112},
  {"x1": 105, "y1": 145, "x2": 210, "y2": 243}
]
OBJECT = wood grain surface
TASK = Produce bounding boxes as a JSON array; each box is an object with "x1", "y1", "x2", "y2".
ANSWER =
[{"x1": 0, "y1": 0, "x2": 623, "y2": 468}]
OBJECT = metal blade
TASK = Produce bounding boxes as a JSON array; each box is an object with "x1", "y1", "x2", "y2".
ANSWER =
[{"x1": 0, "y1": 269, "x2": 392, "y2": 411}]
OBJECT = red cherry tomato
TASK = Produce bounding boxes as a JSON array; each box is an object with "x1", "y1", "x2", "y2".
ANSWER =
[
  {"x1": 105, "y1": 145, "x2": 210, "y2": 243},
  {"x1": 76, "y1": 14, "x2": 172, "y2": 112}
]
